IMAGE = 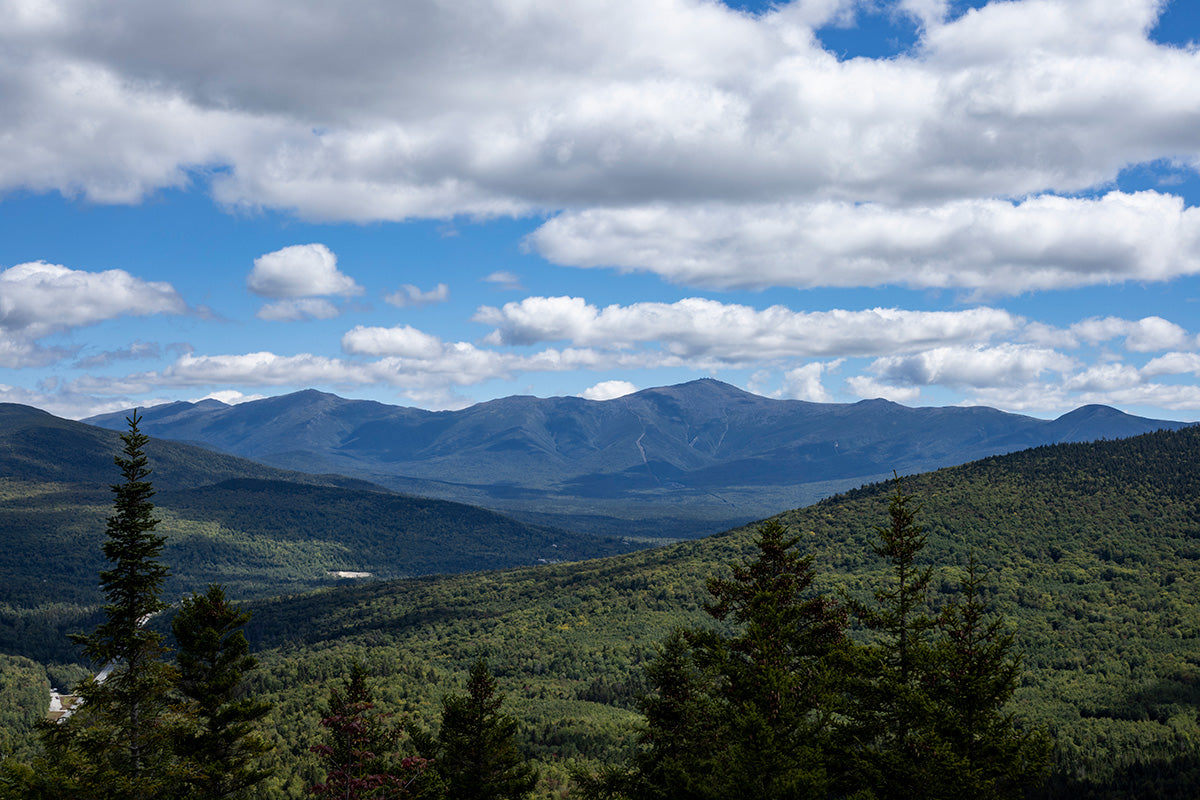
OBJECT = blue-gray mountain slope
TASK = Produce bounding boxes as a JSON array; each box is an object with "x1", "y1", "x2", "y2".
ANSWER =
[{"x1": 86, "y1": 379, "x2": 1191, "y2": 538}]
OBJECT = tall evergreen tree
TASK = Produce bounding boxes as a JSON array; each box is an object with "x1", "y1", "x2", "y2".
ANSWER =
[
  {"x1": 172, "y1": 584, "x2": 273, "y2": 799},
  {"x1": 701, "y1": 517, "x2": 849, "y2": 799},
  {"x1": 424, "y1": 658, "x2": 537, "y2": 800},
  {"x1": 632, "y1": 518, "x2": 849, "y2": 800},
  {"x1": 845, "y1": 479, "x2": 947, "y2": 799},
  {"x1": 869, "y1": 481, "x2": 936, "y2": 691},
  {"x1": 43, "y1": 412, "x2": 181, "y2": 799},
  {"x1": 627, "y1": 629, "x2": 722, "y2": 800},
  {"x1": 928, "y1": 553, "x2": 1050, "y2": 799},
  {"x1": 846, "y1": 480, "x2": 1048, "y2": 800}
]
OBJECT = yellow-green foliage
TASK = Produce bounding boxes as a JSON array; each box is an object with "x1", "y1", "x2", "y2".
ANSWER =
[{"x1": 0, "y1": 654, "x2": 49, "y2": 760}]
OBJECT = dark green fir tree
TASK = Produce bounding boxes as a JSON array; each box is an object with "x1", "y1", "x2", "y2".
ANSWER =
[
  {"x1": 846, "y1": 480, "x2": 1048, "y2": 800},
  {"x1": 631, "y1": 518, "x2": 849, "y2": 800},
  {"x1": 624, "y1": 628, "x2": 720, "y2": 800},
  {"x1": 172, "y1": 584, "x2": 273, "y2": 799},
  {"x1": 928, "y1": 553, "x2": 1050, "y2": 799},
  {"x1": 424, "y1": 658, "x2": 537, "y2": 800},
  {"x1": 41, "y1": 411, "x2": 182, "y2": 799}
]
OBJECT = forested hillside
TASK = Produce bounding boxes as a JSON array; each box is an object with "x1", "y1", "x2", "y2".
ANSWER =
[
  {"x1": 229, "y1": 425, "x2": 1200, "y2": 798},
  {"x1": 0, "y1": 405, "x2": 634, "y2": 669}
]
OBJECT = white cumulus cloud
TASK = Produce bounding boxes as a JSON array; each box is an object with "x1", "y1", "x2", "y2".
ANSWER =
[
  {"x1": 1063, "y1": 361, "x2": 1144, "y2": 393},
  {"x1": 869, "y1": 344, "x2": 1077, "y2": 388},
  {"x1": 1068, "y1": 315, "x2": 1196, "y2": 352},
  {"x1": 248, "y1": 243, "x2": 362, "y2": 299},
  {"x1": 580, "y1": 380, "x2": 638, "y2": 401},
  {"x1": 342, "y1": 324, "x2": 448, "y2": 359},
  {"x1": 1141, "y1": 352, "x2": 1200, "y2": 377},
  {"x1": 475, "y1": 296, "x2": 1022, "y2": 360},
  {"x1": 0, "y1": 261, "x2": 185, "y2": 366},
  {"x1": 0, "y1": 261, "x2": 185, "y2": 335},
  {"x1": 779, "y1": 361, "x2": 841, "y2": 403},
  {"x1": 528, "y1": 192, "x2": 1200, "y2": 293}
]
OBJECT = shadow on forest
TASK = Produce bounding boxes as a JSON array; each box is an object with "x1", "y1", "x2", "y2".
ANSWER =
[
  {"x1": 1034, "y1": 669, "x2": 1200, "y2": 799},
  {"x1": 1088, "y1": 670, "x2": 1200, "y2": 722},
  {"x1": 1034, "y1": 752, "x2": 1200, "y2": 800}
]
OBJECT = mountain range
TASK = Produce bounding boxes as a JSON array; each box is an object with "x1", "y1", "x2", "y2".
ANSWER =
[{"x1": 87, "y1": 379, "x2": 1192, "y2": 538}]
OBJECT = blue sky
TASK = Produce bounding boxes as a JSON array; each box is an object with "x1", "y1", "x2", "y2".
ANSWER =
[{"x1": 2, "y1": 0, "x2": 1200, "y2": 420}]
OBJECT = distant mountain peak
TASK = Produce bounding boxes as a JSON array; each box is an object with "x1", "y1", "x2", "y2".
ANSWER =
[
  {"x1": 272, "y1": 388, "x2": 341, "y2": 403},
  {"x1": 684, "y1": 377, "x2": 737, "y2": 388},
  {"x1": 852, "y1": 397, "x2": 901, "y2": 407},
  {"x1": 631, "y1": 378, "x2": 761, "y2": 402},
  {"x1": 142, "y1": 399, "x2": 225, "y2": 414},
  {"x1": 1047, "y1": 403, "x2": 1189, "y2": 444},
  {"x1": 639, "y1": 377, "x2": 738, "y2": 392},
  {"x1": 1055, "y1": 404, "x2": 1126, "y2": 421}
]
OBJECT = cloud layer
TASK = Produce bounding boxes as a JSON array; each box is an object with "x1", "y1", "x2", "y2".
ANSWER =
[
  {"x1": 2, "y1": 0, "x2": 1195, "y2": 304},
  {"x1": 0, "y1": 261, "x2": 185, "y2": 366},
  {"x1": 50, "y1": 291, "x2": 1199, "y2": 414},
  {"x1": 529, "y1": 191, "x2": 1200, "y2": 293},
  {"x1": 2, "y1": 0, "x2": 1196, "y2": 219},
  {"x1": 473, "y1": 297, "x2": 1021, "y2": 358}
]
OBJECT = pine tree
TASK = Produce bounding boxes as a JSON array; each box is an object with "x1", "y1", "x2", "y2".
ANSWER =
[
  {"x1": 845, "y1": 478, "x2": 942, "y2": 800},
  {"x1": 632, "y1": 518, "x2": 849, "y2": 800},
  {"x1": 428, "y1": 658, "x2": 537, "y2": 800},
  {"x1": 929, "y1": 553, "x2": 1050, "y2": 799},
  {"x1": 702, "y1": 517, "x2": 849, "y2": 799},
  {"x1": 627, "y1": 629, "x2": 721, "y2": 800},
  {"x1": 44, "y1": 412, "x2": 181, "y2": 799},
  {"x1": 172, "y1": 584, "x2": 273, "y2": 799},
  {"x1": 847, "y1": 480, "x2": 1049, "y2": 800},
  {"x1": 870, "y1": 479, "x2": 937, "y2": 691},
  {"x1": 311, "y1": 662, "x2": 438, "y2": 800}
]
